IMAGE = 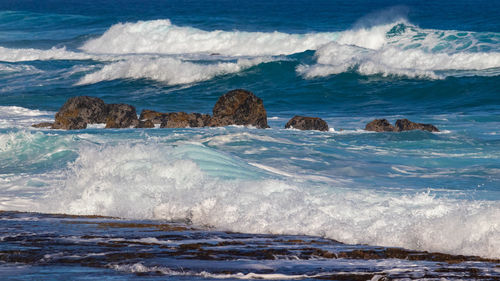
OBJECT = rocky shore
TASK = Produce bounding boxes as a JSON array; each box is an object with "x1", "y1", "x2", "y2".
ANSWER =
[
  {"x1": 33, "y1": 89, "x2": 439, "y2": 132},
  {"x1": 1, "y1": 211, "x2": 498, "y2": 280}
]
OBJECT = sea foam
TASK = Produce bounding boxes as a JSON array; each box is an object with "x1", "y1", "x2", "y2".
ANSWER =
[
  {"x1": 0, "y1": 106, "x2": 54, "y2": 128},
  {"x1": 32, "y1": 142, "x2": 500, "y2": 259}
]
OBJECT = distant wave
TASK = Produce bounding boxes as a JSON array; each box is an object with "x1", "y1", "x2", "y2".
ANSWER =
[
  {"x1": 298, "y1": 22, "x2": 500, "y2": 79},
  {"x1": 1, "y1": 19, "x2": 499, "y2": 85},
  {"x1": 297, "y1": 42, "x2": 500, "y2": 79},
  {"x1": 80, "y1": 19, "x2": 337, "y2": 56},
  {"x1": 0, "y1": 46, "x2": 92, "y2": 62}
]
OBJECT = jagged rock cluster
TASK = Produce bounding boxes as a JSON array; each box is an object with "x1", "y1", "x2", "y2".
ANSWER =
[
  {"x1": 32, "y1": 89, "x2": 439, "y2": 133},
  {"x1": 34, "y1": 89, "x2": 269, "y2": 130},
  {"x1": 365, "y1": 118, "x2": 439, "y2": 132}
]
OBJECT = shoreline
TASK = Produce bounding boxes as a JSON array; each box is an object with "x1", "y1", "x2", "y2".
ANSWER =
[{"x1": 2, "y1": 210, "x2": 499, "y2": 264}]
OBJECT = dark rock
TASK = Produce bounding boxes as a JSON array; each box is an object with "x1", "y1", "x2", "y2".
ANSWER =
[
  {"x1": 395, "y1": 119, "x2": 439, "y2": 132},
  {"x1": 160, "y1": 112, "x2": 211, "y2": 128},
  {"x1": 285, "y1": 116, "x2": 329, "y2": 131},
  {"x1": 53, "y1": 117, "x2": 87, "y2": 130},
  {"x1": 365, "y1": 119, "x2": 395, "y2": 132},
  {"x1": 52, "y1": 96, "x2": 107, "y2": 130},
  {"x1": 139, "y1": 110, "x2": 169, "y2": 124},
  {"x1": 210, "y1": 89, "x2": 269, "y2": 128},
  {"x1": 105, "y1": 104, "x2": 139, "y2": 128},
  {"x1": 136, "y1": 120, "x2": 155, "y2": 128},
  {"x1": 31, "y1": 122, "x2": 53, "y2": 128}
]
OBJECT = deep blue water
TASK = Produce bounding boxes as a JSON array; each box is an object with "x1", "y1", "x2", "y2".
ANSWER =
[{"x1": 0, "y1": 0, "x2": 499, "y2": 279}]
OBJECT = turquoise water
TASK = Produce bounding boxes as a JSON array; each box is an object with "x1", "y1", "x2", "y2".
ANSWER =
[{"x1": 0, "y1": 0, "x2": 499, "y2": 278}]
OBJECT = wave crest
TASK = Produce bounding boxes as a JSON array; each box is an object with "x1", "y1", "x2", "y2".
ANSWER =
[{"x1": 80, "y1": 19, "x2": 337, "y2": 56}]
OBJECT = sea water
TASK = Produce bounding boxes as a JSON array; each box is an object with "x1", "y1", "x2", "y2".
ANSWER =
[{"x1": 0, "y1": 0, "x2": 499, "y2": 279}]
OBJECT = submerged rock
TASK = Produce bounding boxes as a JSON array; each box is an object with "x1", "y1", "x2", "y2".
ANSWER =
[
  {"x1": 395, "y1": 119, "x2": 439, "y2": 132},
  {"x1": 31, "y1": 122, "x2": 54, "y2": 128},
  {"x1": 52, "y1": 96, "x2": 107, "y2": 130},
  {"x1": 365, "y1": 119, "x2": 395, "y2": 132},
  {"x1": 105, "y1": 104, "x2": 139, "y2": 128},
  {"x1": 365, "y1": 118, "x2": 439, "y2": 133},
  {"x1": 139, "y1": 109, "x2": 170, "y2": 124},
  {"x1": 285, "y1": 116, "x2": 329, "y2": 131},
  {"x1": 210, "y1": 89, "x2": 269, "y2": 128},
  {"x1": 160, "y1": 112, "x2": 211, "y2": 128}
]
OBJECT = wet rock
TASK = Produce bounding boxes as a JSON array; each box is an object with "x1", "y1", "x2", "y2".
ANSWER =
[
  {"x1": 31, "y1": 122, "x2": 53, "y2": 128},
  {"x1": 105, "y1": 104, "x2": 139, "y2": 128},
  {"x1": 136, "y1": 119, "x2": 155, "y2": 128},
  {"x1": 395, "y1": 119, "x2": 439, "y2": 132},
  {"x1": 210, "y1": 89, "x2": 269, "y2": 128},
  {"x1": 139, "y1": 109, "x2": 169, "y2": 124},
  {"x1": 160, "y1": 112, "x2": 211, "y2": 128},
  {"x1": 285, "y1": 116, "x2": 329, "y2": 131},
  {"x1": 52, "y1": 96, "x2": 107, "y2": 130},
  {"x1": 365, "y1": 119, "x2": 395, "y2": 132}
]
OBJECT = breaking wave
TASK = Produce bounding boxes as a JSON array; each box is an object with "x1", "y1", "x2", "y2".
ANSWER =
[
  {"x1": 25, "y1": 142, "x2": 500, "y2": 259},
  {"x1": 1, "y1": 19, "x2": 499, "y2": 84},
  {"x1": 80, "y1": 19, "x2": 337, "y2": 56},
  {"x1": 298, "y1": 22, "x2": 500, "y2": 79}
]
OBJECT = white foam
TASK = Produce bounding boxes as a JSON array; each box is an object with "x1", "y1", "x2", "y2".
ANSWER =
[
  {"x1": 111, "y1": 262, "x2": 323, "y2": 279},
  {"x1": 336, "y1": 22, "x2": 397, "y2": 50},
  {"x1": 0, "y1": 46, "x2": 92, "y2": 62},
  {"x1": 0, "y1": 64, "x2": 41, "y2": 73},
  {"x1": 0, "y1": 106, "x2": 54, "y2": 128},
  {"x1": 76, "y1": 56, "x2": 273, "y2": 85},
  {"x1": 30, "y1": 143, "x2": 500, "y2": 259},
  {"x1": 81, "y1": 19, "x2": 337, "y2": 56}
]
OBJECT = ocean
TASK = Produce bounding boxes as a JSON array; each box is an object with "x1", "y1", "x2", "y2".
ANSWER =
[{"x1": 0, "y1": 0, "x2": 499, "y2": 279}]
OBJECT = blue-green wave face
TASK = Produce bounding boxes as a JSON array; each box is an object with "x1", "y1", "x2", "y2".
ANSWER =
[{"x1": 0, "y1": 0, "x2": 499, "y2": 260}]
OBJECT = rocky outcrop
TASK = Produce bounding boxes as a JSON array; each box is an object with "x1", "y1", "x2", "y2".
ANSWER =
[
  {"x1": 365, "y1": 118, "x2": 439, "y2": 132},
  {"x1": 209, "y1": 89, "x2": 269, "y2": 128},
  {"x1": 39, "y1": 90, "x2": 269, "y2": 130},
  {"x1": 160, "y1": 112, "x2": 211, "y2": 128},
  {"x1": 52, "y1": 96, "x2": 107, "y2": 130},
  {"x1": 365, "y1": 119, "x2": 395, "y2": 132},
  {"x1": 285, "y1": 116, "x2": 329, "y2": 131},
  {"x1": 395, "y1": 119, "x2": 439, "y2": 132},
  {"x1": 105, "y1": 104, "x2": 139, "y2": 128},
  {"x1": 139, "y1": 110, "x2": 169, "y2": 124}
]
